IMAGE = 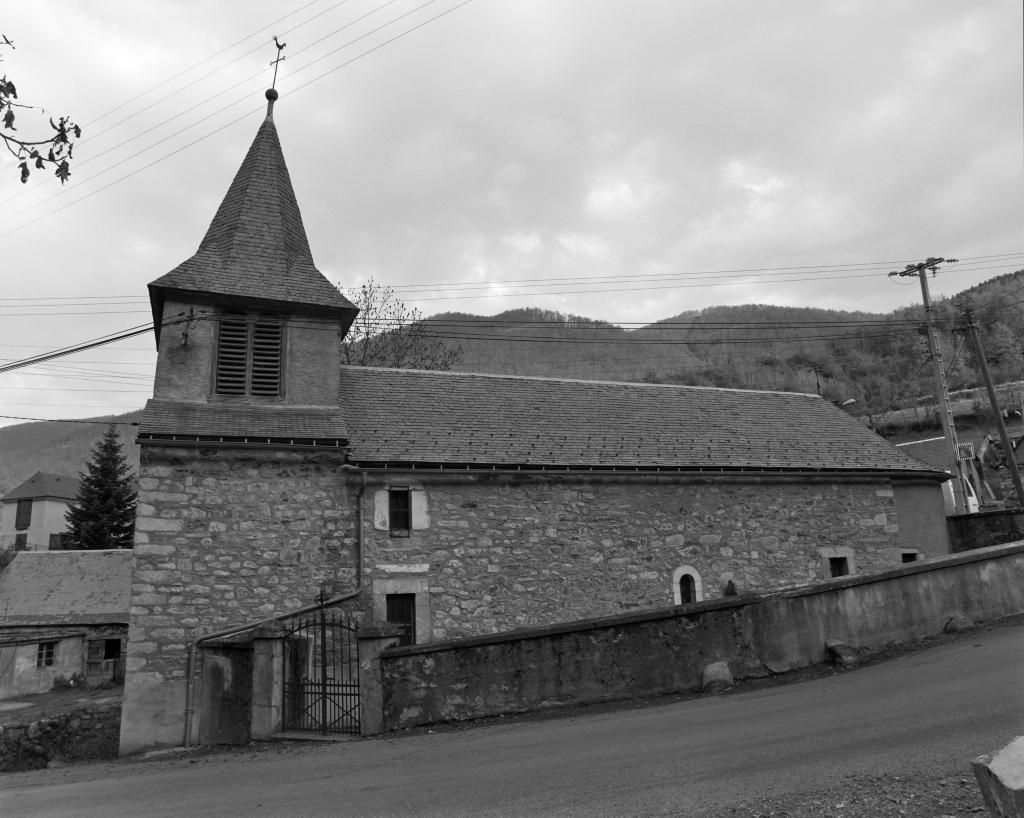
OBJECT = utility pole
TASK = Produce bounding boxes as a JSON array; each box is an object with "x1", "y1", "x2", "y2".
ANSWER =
[
  {"x1": 961, "y1": 306, "x2": 1024, "y2": 508},
  {"x1": 889, "y1": 257, "x2": 969, "y2": 513}
]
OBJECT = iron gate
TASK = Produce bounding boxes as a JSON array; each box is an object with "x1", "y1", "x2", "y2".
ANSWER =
[{"x1": 282, "y1": 604, "x2": 361, "y2": 735}]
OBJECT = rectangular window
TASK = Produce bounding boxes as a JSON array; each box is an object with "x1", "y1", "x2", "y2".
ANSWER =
[
  {"x1": 386, "y1": 593, "x2": 417, "y2": 646},
  {"x1": 388, "y1": 488, "x2": 411, "y2": 537},
  {"x1": 15, "y1": 499, "x2": 32, "y2": 530},
  {"x1": 36, "y1": 641, "x2": 57, "y2": 668},
  {"x1": 829, "y1": 556, "x2": 850, "y2": 578},
  {"x1": 215, "y1": 311, "x2": 282, "y2": 397},
  {"x1": 901, "y1": 551, "x2": 919, "y2": 564},
  {"x1": 14, "y1": 533, "x2": 28, "y2": 551}
]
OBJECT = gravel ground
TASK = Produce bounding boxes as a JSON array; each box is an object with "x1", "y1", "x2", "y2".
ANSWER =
[{"x1": 722, "y1": 771, "x2": 989, "y2": 817}]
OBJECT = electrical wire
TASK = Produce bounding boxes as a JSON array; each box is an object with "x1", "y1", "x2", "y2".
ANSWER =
[{"x1": 0, "y1": 0, "x2": 477, "y2": 237}]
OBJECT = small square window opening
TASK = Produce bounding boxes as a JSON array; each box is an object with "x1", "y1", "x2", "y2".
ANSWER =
[{"x1": 828, "y1": 556, "x2": 850, "y2": 578}]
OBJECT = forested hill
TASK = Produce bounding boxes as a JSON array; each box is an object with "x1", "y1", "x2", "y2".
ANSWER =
[
  {"x1": 440, "y1": 270, "x2": 1023, "y2": 417},
  {"x1": 0, "y1": 271, "x2": 1020, "y2": 494},
  {"x1": 0, "y1": 412, "x2": 141, "y2": 497}
]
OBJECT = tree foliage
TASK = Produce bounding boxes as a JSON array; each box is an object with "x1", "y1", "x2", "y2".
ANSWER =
[
  {"x1": 1, "y1": 33, "x2": 80, "y2": 183},
  {"x1": 65, "y1": 424, "x2": 137, "y2": 550},
  {"x1": 342, "y1": 278, "x2": 462, "y2": 370}
]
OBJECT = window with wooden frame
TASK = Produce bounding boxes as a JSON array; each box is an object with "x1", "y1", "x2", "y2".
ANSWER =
[
  {"x1": 36, "y1": 640, "x2": 57, "y2": 668},
  {"x1": 15, "y1": 499, "x2": 32, "y2": 530},
  {"x1": 388, "y1": 487, "x2": 412, "y2": 537},
  {"x1": 214, "y1": 310, "x2": 283, "y2": 397}
]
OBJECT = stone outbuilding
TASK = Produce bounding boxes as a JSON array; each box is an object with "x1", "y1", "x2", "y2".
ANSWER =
[
  {"x1": 0, "y1": 550, "x2": 131, "y2": 699},
  {"x1": 120, "y1": 91, "x2": 950, "y2": 754}
]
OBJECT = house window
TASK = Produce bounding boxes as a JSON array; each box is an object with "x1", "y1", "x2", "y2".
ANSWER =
[
  {"x1": 386, "y1": 593, "x2": 417, "y2": 646},
  {"x1": 829, "y1": 556, "x2": 850, "y2": 578},
  {"x1": 901, "y1": 551, "x2": 920, "y2": 564},
  {"x1": 36, "y1": 641, "x2": 57, "y2": 668},
  {"x1": 671, "y1": 566, "x2": 704, "y2": 605},
  {"x1": 214, "y1": 310, "x2": 283, "y2": 397},
  {"x1": 15, "y1": 499, "x2": 32, "y2": 530},
  {"x1": 14, "y1": 533, "x2": 28, "y2": 551},
  {"x1": 388, "y1": 488, "x2": 411, "y2": 537}
]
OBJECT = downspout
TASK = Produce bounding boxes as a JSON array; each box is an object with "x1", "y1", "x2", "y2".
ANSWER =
[{"x1": 182, "y1": 465, "x2": 367, "y2": 746}]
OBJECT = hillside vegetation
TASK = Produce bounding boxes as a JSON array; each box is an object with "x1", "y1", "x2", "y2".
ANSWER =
[
  {"x1": 1, "y1": 271, "x2": 1020, "y2": 493},
  {"x1": 0, "y1": 413, "x2": 141, "y2": 496}
]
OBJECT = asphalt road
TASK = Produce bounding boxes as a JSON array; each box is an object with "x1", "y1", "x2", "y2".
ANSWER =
[{"x1": 3, "y1": 623, "x2": 1022, "y2": 817}]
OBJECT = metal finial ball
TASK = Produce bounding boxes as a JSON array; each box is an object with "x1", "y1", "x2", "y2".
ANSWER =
[{"x1": 266, "y1": 88, "x2": 279, "y2": 102}]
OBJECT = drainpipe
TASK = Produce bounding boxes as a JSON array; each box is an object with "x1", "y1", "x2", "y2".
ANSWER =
[{"x1": 182, "y1": 464, "x2": 367, "y2": 746}]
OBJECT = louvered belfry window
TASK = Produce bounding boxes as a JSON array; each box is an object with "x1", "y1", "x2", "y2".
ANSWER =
[{"x1": 215, "y1": 310, "x2": 283, "y2": 397}]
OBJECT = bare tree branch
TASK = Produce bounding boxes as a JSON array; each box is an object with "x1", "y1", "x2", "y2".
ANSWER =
[
  {"x1": 341, "y1": 278, "x2": 462, "y2": 371},
  {"x1": 1, "y1": 34, "x2": 80, "y2": 183}
]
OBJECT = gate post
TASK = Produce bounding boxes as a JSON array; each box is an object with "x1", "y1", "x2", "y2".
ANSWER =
[
  {"x1": 357, "y1": 624, "x2": 402, "y2": 737},
  {"x1": 251, "y1": 623, "x2": 286, "y2": 740}
]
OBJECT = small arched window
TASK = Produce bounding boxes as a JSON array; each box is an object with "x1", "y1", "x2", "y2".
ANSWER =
[
  {"x1": 671, "y1": 566, "x2": 704, "y2": 605},
  {"x1": 215, "y1": 311, "x2": 282, "y2": 397}
]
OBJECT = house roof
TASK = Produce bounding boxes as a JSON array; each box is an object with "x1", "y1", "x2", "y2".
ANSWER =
[
  {"x1": 138, "y1": 400, "x2": 349, "y2": 442},
  {"x1": 2, "y1": 471, "x2": 79, "y2": 503},
  {"x1": 895, "y1": 436, "x2": 952, "y2": 472},
  {"x1": 336, "y1": 367, "x2": 941, "y2": 474},
  {"x1": 147, "y1": 99, "x2": 357, "y2": 342},
  {"x1": 0, "y1": 550, "x2": 132, "y2": 626}
]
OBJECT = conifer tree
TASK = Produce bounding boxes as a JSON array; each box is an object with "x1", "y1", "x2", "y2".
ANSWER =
[{"x1": 65, "y1": 424, "x2": 137, "y2": 549}]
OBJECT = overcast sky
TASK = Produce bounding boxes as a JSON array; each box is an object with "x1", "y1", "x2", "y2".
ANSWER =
[{"x1": 0, "y1": 0, "x2": 1021, "y2": 426}]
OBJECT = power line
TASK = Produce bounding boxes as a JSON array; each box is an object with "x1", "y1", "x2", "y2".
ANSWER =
[
  {"x1": 0, "y1": 0, "x2": 477, "y2": 238},
  {"x1": 0, "y1": 414, "x2": 140, "y2": 425}
]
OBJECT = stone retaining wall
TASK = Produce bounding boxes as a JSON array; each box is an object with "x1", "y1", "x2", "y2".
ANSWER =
[
  {"x1": 948, "y1": 508, "x2": 1024, "y2": 552},
  {"x1": 374, "y1": 541, "x2": 1024, "y2": 732},
  {"x1": 0, "y1": 698, "x2": 121, "y2": 771}
]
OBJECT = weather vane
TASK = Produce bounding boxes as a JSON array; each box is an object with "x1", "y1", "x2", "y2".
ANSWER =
[{"x1": 270, "y1": 35, "x2": 287, "y2": 91}]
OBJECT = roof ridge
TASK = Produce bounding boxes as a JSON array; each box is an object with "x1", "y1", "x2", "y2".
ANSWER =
[{"x1": 337, "y1": 365, "x2": 822, "y2": 398}]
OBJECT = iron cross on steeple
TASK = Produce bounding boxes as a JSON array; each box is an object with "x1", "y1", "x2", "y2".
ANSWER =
[{"x1": 270, "y1": 35, "x2": 286, "y2": 90}]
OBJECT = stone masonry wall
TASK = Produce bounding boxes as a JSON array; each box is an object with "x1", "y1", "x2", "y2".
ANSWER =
[
  {"x1": 128, "y1": 445, "x2": 358, "y2": 682},
  {"x1": 365, "y1": 472, "x2": 924, "y2": 641},
  {"x1": 0, "y1": 697, "x2": 121, "y2": 771},
  {"x1": 375, "y1": 542, "x2": 1024, "y2": 732}
]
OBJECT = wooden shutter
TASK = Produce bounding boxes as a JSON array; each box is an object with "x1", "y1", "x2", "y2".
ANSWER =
[
  {"x1": 250, "y1": 314, "x2": 282, "y2": 396},
  {"x1": 215, "y1": 312, "x2": 249, "y2": 395},
  {"x1": 15, "y1": 499, "x2": 32, "y2": 530}
]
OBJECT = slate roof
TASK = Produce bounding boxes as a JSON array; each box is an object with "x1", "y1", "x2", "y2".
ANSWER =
[
  {"x1": 148, "y1": 102, "x2": 357, "y2": 341},
  {"x1": 0, "y1": 550, "x2": 132, "y2": 626},
  {"x1": 895, "y1": 437, "x2": 952, "y2": 472},
  {"x1": 337, "y1": 367, "x2": 941, "y2": 474},
  {"x1": 139, "y1": 399, "x2": 348, "y2": 442},
  {"x1": 2, "y1": 472, "x2": 79, "y2": 502}
]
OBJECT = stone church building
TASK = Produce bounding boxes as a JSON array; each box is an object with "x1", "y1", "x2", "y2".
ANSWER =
[{"x1": 120, "y1": 91, "x2": 949, "y2": 753}]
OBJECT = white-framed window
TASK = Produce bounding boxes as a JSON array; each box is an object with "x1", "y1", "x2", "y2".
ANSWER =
[
  {"x1": 214, "y1": 310, "x2": 283, "y2": 397},
  {"x1": 36, "y1": 640, "x2": 57, "y2": 668},
  {"x1": 671, "y1": 565, "x2": 704, "y2": 605},
  {"x1": 373, "y1": 486, "x2": 429, "y2": 534}
]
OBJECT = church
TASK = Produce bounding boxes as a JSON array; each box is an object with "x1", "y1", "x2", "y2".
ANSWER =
[{"x1": 120, "y1": 89, "x2": 949, "y2": 753}]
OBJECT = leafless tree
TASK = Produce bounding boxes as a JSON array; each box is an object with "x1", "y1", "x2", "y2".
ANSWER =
[{"x1": 341, "y1": 278, "x2": 461, "y2": 371}]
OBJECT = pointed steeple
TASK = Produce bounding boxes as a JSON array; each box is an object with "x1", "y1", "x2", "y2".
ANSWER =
[{"x1": 148, "y1": 90, "x2": 356, "y2": 340}]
